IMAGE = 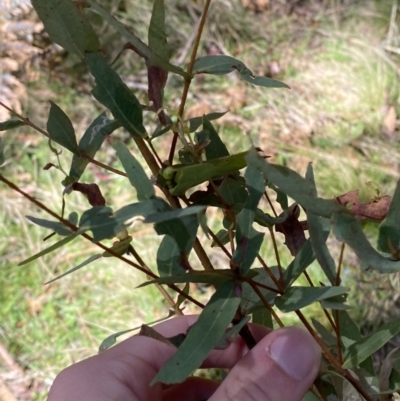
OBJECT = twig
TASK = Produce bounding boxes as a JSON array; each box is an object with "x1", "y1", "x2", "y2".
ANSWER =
[
  {"x1": 251, "y1": 283, "x2": 284, "y2": 327},
  {"x1": 168, "y1": 0, "x2": 212, "y2": 163},
  {"x1": 295, "y1": 310, "x2": 375, "y2": 401},
  {"x1": 268, "y1": 227, "x2": 284, "y2": 284},
  {"x1": 0, "y1": 174, "x2": 204, "y2": 309}
]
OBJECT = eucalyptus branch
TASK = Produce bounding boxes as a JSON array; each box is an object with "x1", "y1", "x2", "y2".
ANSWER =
[
  {"x1": 0, "y1": 173, "x2": 204, "y2": 309},
  {"x1": 167, "y1": 0, "x2": 212, "y2": 163}
]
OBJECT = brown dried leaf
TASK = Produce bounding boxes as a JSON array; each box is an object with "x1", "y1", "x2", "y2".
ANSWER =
[
  {"x1": 334, "y1": 190, "x2": 391, "y2": 221},
  {"x1": 71, "y1": 183, "x2": 106, "y2": 206},
  {"x1": 147, "y1": 65, "x2": 168, "y2": 124},
  {"x1": 275, "y1": 203, "x2": 306, "y2": 256}
]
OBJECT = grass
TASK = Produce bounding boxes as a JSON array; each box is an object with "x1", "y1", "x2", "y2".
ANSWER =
[{"x1": 1, "y1": 0, "x2": 400, "y2": 398}]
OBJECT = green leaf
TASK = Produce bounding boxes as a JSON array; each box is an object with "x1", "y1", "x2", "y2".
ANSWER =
[
  {"x1": 31, "y1": 0, "x2": 99, "y2": 59},
  {"x1": 164, "y1": 151, "x2": 249, "y2": 196},
  {"x1": 79, "y1": 206, "x2": 118, "y2": 242},
  {"x1": 145, "y1": 205, "x2": 206, "y2": 224},
  {"x1": 192, "y1": 55, "x2": 289, "y2": 88},
  {"x1": 138, "y1": 270, "x2": 235, "y2": 288},
  {"x1": 193, "y1": 55, "x2": 246, "y2": 75},
  {"x1": 152, "y1": 279, "x2": 241, "y2": 384},
  {"x1": 252, "y1": 154, "x2": 344, "y2": 218},
  {"x1": 155, "y1": 214, "x2": 199, "y2": 254},
  {"x1": 231, "y1": 150, "x2": 266, "y2": 274},
  {"x1": 378, "y1": 179, "x2": 400, "y2": 253},
  {"x1": 148, "y1": 0, "x2": 169, "y2": 61},
  {"x1": 47, "y1": 101, "x2": 79, "y2": 154},
  {"x1": 240, "y1": 73, "x2": 289, "y2": 88},
  {"x1": 110, "y1": 138, "x2": 155, "y2": 200},
  {"x1": 45, "y1": 254, "x2": 101, "y2": 284},
  {"x1": 102, "y1": 236, "x2": 132, "y2": 257},
  {"x1": 69, "y1": 113, "x2": 121, "y2": 181},
  {"x1": 306, "y1": 163, "x2": 336, "y2": 285},
  {"x1": 343, "y1": 317, "x2": 400, "y2": 368},
  {"x1": 284, "y1": 239, "x2": 315, "y2": 286},
  {"x1": 26, "y1": 216, "x2": 72, "y2": 236},
  {"x1": 18, "y1": 233, "x2": 78, "y2": 266},
  {"x1": 275, "y1": 286, "x2": 349, "y2": 313},
  {"x1": 199, "y1": 117, "x2": 230, "y2": 160},
  {"x1": 241, "y1": 267, "x2": 280, "y2": 314},
  {"x1": 0, "y1": 119, "x2": 25, "y2": 131},
  {"x1": 98, "y1": 312, "x2": 176, "y2": 352},
  {"x1": 232, "y1": 228, "x2": 264, "y2": 275},
  {"x1": 114, "y1": 198, "x2": 170, "y2": 223},
  {"x1": 85, "y1": 52, "x2": 146, "y2": 138},
  {"x1": 187, "y1": 111, "x2": 227, "y2": 133},
  {"x1": 311, "y1": 318, "x2": 337, "y2": 348},
  {"x1": 252, "y1": 309, "x2": 273, "y2": 329},
  {"x1": 86, "y1": 0, "x2": 189, "y2": 79},
  {"x1": 215, "y1": 316, "x2": 251, "y2": 349},
  {"x1": 157, "y1": 235, "x2": 186, "y2": 277},
  {"x1": 332, "y1": 212, "x2": 400, "y2": 273},
  {"x1": 211, "y1": 229, "x2": 230, "y2": 247},
  {"x1": 99, "y1": 328, "x2": 137, "y2": 352}
]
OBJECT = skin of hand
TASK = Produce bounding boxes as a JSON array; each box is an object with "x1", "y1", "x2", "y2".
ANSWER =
[{"x1": 47, "y1": 315, "x2": 321, "y2": 401}]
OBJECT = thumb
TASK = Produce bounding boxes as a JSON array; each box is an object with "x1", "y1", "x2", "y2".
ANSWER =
[{"x1": 209, "y1": 326, "x2": 321, "y2": 401}]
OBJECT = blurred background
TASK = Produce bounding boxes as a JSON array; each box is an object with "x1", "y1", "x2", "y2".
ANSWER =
[{"x1": 1, "y1": 0, "x2": 400, "y2": 399}]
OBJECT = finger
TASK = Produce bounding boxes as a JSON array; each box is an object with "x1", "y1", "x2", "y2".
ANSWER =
[
  {"x1": 208, "y1": 326, "x2": 321, "y2": 401},
  {"x1": 47, "y1": 315, "x2": 269, "y2": 401},
  {"x1": 162, "y1": 377, "x2": 219, "y2": 401}
]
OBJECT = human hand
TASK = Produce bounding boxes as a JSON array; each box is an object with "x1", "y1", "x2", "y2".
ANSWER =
[{"x1": 47, "y1": 315, "x2": 321, "y2": 401}]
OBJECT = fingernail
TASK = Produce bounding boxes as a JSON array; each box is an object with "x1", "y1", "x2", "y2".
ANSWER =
[{"x1": 267, "y1": 327, "x2": 321, "y2": 381}]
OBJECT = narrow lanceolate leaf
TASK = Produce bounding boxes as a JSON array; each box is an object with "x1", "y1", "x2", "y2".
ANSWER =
[
  {"x1": 200, "y1": 117, "x2": 230, "y2": 160},
  {"x1": 148, "y1": 0, "x2": 169, "y2": 61},
  {"x1": 152, "y1": 279, "x2": 241, "y2": 384},
  {"x1": 284, "y1": 239, "x2": 315, "y2": 286},
  {"x1": 378, "y1": 179, "x2": 400, "y2": 253},
  {"x1": 155, "y1": 215, "x2": 199, "y2": 257},
  {"x1": 188, "y1": 111, "x2": 228, "y2": 133},
  {"x1": 192, "y1": 55, "x2": 289, "y2": 88},
  {"x1": 69, "y1": 114, "x2": 121, "y2": 181},
  {"x1": 47, "y1": 101, "x2": 79, "y2": 154},
  {"x1": 85, "y1": 52, "x2": 146, "y2": 138},
  {"x1": 86, "y1": 0, "x2": 189, "y2": 79},
  {"x1": 18, "y1": 233, "x2": 78, "y2": 266},
  {"x1": 138, "y1": 270, "x2": 236, "y2": 287},
  {"x1": 145, "y1": 206, "x2": 206, "y2": 224},
  {"x1": 193, "y1": 55, "x2": 248, "y2": 75},
  {"x1": 252, "y1": 154, "x2": 344, "y2": 218},
  {"x1": 45, "y1": 254, "x2": 102, "y2": 284},
  {"x1": 230, "y1": 150, "x2": 265, "y2": 274},
  {"x1": 240, "y1": 73, "x2": 289, "y2": 88},
  {"x1": 275, "y1": 286, "x2": 349, "y2": 313},
  {"x1": 114, "y1": 198, "x2": 170, "y2": 224},
  {"x1": 26, "y1": 216, "x2": 72, "y2": 236},
  {"x1": 156, "y1": 235, "x2": 186, "y2": 277},
  {"x1": 31, "y1": 0, "x2": 99, "y2": 59},
  {"x1": 332, "y1": 213, "x2": 400, "y2": 273},
  {"x1": 110, "y1": 138, "x2": 155, "y2": 200},
  {"x1": 163, "y1": 151, "x2": 249, "y2": 196},
  {"x1": 241, "y1": 267, "x2": 280, "y2": 314},
  {"x1": 147, "y1": 0, "x2": 169, "y2": 125},
  {"x1": 79, "y1": 206, "x2": 118, "y2": 242},
  {"x1": 0, "y1": 119, "x2": 25, "y2": 131},
  {"x1": 306, "y1": 163, "x2": 336, "y2": 285},
  {"x1": 343, "y1": 317, "x2": 400, "y2": 369}
]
